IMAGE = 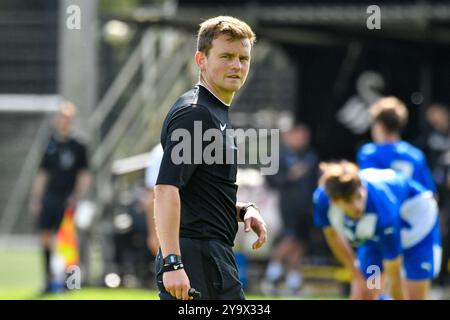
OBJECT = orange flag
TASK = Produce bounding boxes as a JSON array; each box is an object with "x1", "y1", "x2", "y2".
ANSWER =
[{"x1": 54, "y1": 205, "x2": 79, "y2": 267}]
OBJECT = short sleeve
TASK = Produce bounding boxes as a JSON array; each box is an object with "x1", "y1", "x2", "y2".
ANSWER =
[
  {"x1": 145, "y1": 144, "x2": 163, "y2": 188},
  {"x1": 156, "y1": 105, "x2": 213, "y2": 189},
  {"x1": 39, "y1": 138, "x2": 52, "y2": 171},
  {"x1": 357, "y1": 144, "x2": 378, "y2": 169},
  {"x1": 313, "y1": 188, "x2": 331, "y2": 228},
  {"x1": 77, "y1": 143, "x2": 89, "y2": 170}
]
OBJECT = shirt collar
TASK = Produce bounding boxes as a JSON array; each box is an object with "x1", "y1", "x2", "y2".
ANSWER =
[{"x1": 196, "y1": 83, "x2": 231, "y2": 107}]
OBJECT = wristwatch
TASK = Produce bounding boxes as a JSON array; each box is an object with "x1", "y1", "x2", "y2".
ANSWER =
[
  {"x1": 239, "y1": 202, "x2": 259, "y2": 221},
  {"x1": 160, "y1": 254, "x2": 184, "y2": 274},
  {"x1": 163, "y1": 254, "x2": 182, "y2": 265}
]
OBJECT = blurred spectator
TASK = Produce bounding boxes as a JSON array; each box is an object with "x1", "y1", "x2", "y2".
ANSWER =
[
  {"x1": 144, "y1": 144, "x2": 163, "y2": 256},
  {"x1": 112, "y1": 187, "x2": 154, "y2": 288},
  {"x1": 419, "y1": 104, "x2": 450, "y2": 170},
  {"x1": 435, "y1": 149, "x2": 450, "y2": 285},
  {"x1": 418, "y1": 103, "x2": 450, "y2": 285},
  {"x1": 262, "y1": 124, "x2": 318, "y2": 295},
  {"x1": 418, "y1": 103, "x2": 450, "y2": 284},
  {"x1": 30, "y1": 101, "x2": 91, "y2": 293}
]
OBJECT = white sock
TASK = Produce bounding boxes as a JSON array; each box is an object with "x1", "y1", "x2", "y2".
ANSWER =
[
  {"x1": 285, "y1": 271, "x2": 303, "y2": 290},
  {"x1": 265, "y1": 261, "x2": 283, "y2": 282}
]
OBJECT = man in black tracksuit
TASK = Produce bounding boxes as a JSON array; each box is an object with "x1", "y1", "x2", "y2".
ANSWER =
[{"x1": 154, "y1": 16, "x2": 267, "y2": 300}]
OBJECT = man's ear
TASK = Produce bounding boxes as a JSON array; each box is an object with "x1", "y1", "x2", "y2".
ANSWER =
[{"x1": 195, "y1": 51, "x2": 206, "y2": 71}]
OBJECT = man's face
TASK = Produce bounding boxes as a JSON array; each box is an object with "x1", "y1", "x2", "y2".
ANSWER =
[
  {"x1": 54, "y1": 112, "x2": 74, "y2": 137},
  {"x1": 199, "y1": 34, "x2": 251, "y2": 99},
  {"x1": 371, "y1": 121, "x2": 384, "y2": 142},
  {"x1": 427, "y1": 107, "x2": 449, "y2": 132},
  {"x1": 332, "y1": 187, "x2": 366, "y2": 219}
]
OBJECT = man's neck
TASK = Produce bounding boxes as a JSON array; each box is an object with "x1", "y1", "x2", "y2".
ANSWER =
[
  {"x1": 54, "y1": 132, "x2": 70, "y2": 142},
  {"x1": 377, "y1": 133, "x2": 400, "y2": 143},
  {"x1": 198, "y1": 80, "x2": 233, "y2": 106}
]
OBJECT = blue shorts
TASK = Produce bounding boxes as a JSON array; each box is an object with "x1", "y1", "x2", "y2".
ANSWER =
[{"x1": 357, "y1": 222, "x2": 442, "y2": 281}]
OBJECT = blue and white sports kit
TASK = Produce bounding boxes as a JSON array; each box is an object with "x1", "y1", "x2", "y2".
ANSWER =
[
  {"x1": 357, "y1": 141, "x2": 436, "y2": 193},
  {"x1": 313, "y1": 169, "x2": 441, "y2": 280}
]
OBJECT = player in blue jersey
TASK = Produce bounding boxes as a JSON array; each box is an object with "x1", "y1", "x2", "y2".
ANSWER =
[
  {"x1": 313, "y1": 186, "x2": 372, "y2": 299},
  {"x1": 357, "y1": 96, "x2": 436, "y2": 193},
  {"x1": 314, "y1": 161, "x2": 441, "y2": 299}
]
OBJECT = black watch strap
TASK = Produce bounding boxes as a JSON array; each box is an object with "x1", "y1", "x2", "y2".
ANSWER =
[
  {"x1": 161, "y1": 262, "x2": 184, "y2": 273},
  {"x1": 239, "y1": 203, "x2": 258, "y2": 221},
  {"x1": 163, "y1": 254, "x2": 182, "y2": 265},
  {"x1": 159, "y1": 254, "x2": 184, "y2": 275}
]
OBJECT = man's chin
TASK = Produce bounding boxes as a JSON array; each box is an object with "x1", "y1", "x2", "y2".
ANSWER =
[{"x1": 224, "y1": 83, "x2": 242, "y2": 92}]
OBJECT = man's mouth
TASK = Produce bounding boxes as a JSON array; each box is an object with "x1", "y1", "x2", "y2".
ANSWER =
[{"x1": 227, "y1": 75, "x2": 240, "y2": 79}]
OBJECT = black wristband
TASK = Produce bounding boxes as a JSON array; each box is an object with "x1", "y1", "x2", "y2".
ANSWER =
[
  {"x1": 160, "y1": 254, "x2": 184, "y2": 274},
  {"x1": 239, "y1": 203, "x2": 258, "y2": 221},
  {"x1": 161, "y1": 262, "x2": 184, "y2": 273}
]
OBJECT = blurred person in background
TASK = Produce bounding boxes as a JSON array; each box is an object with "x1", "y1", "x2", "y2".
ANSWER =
[
  {"x1": 418, "y1": 103, "x2": 450, "y2": 285},
  {"x1": 262, "y1": 124, "x2": 318, "y2": 295},
  {"x1": 154, "y1": 16, "x2": 267, "y2": 300},
  {"x1": 418, "y1": 104, "x2": 450, "y2": 171},
  {"x1": 357, "y1": 96, "x2": 436, "y2": 193},
  {"x1": 315, "y1": 161, "x2": 441, "y2": 300},
  {"x1": 434, "y1": 148, "x2": 450, "y2": 285},
  {"x1": 30, "y1": 101, "x2": 91, "y2": 293}
]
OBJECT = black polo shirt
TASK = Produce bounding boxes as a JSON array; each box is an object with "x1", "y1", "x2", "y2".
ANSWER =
[
  {"x1": 156, "y1": 85, "x2": 238, "y2": 246},
  {"x1": 40, "y1": 135, "x2": 89, "y2": 195}
]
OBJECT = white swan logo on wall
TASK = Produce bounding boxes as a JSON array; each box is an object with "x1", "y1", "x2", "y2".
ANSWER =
[{"x1": 337, "y1": 71, "x2": 385, "y2": 134}]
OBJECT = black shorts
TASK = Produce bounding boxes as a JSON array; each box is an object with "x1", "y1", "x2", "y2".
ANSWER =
[
  {"x1": 280, "y1": 209, "x2": 312, "y2": 243},
  {"x1": 156, "y1": 237, "x2": 245, "y2": 300},
  {"x1": 38, "y1": 193, "x2": 69, "y2": 231}
]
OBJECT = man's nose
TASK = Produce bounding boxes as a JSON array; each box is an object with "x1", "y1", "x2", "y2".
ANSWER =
[{"x1": 230, "y1": 58, "x2": 241, "y2": 70}]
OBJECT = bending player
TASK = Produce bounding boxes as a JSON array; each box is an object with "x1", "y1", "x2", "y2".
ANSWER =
[{"x1": 314, "y1": 161, "x2": 441, "y2": 299}]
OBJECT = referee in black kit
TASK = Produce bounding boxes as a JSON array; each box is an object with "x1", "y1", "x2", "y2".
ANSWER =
[
  {"x1": 154, "y1": 16, "x2": 267, "y2": 300},
  {"x1": 31, "y1": 101, "x2": 91, "y2": 293}
]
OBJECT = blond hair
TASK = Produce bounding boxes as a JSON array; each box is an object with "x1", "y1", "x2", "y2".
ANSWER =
[
  {"x1": 319, "y1": 161, "x2": 361, "y2": 201},
  {"x1": 197, "y1": 16, "x2": 256, "y2": 56},
  {"x1": 58, "y1": 100, "x2": 77, "y2": 117}
]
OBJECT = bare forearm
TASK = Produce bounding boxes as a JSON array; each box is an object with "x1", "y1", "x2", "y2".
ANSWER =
[
  {"x1": 74, "y1": 170, "x2": 91, "y2": 199},
  {"x1": 324, "y1": 228, "x2": 360, "y2": 276},
  {"x1": 154, "y1": 184, "x2": 181, "y2": 257},
  {"x1": 147, "y1": 189, "x2": 157, "y2": 235},
  {"x1": 32, "y1": 170, "x2": 48, "y2": 198}
]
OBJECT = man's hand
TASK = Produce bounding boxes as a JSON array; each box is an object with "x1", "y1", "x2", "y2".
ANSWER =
[
  {"x1": 66, "y1": 194, "x2": 78, "y2": 210},
  {"x1": 163, "y1": 269, "x2": 193, "y2": 300},
  {"x1": 243, "y1": 207, "x2": 267, "y2": 250}
]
